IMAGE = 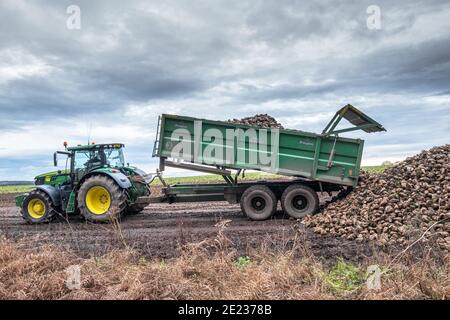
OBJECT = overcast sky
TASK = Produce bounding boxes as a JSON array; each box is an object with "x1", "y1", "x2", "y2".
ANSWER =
[{"x1": 0, "y1": 0, "x2": 449, "y2": 180}]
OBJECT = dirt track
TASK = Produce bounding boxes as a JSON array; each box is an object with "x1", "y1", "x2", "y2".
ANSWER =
[{"x1": 0, "y1": 192, "x2": 376, "y2": 265}]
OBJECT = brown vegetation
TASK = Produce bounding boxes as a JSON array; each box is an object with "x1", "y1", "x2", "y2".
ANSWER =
[{"x1": 0, "y1": 221, "x2": 448, "y2": 300}]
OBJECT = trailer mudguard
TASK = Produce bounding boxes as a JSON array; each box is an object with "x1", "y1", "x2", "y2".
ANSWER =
[{"x1": 36, "y1": 184, "x2": 62, "y2": 206}]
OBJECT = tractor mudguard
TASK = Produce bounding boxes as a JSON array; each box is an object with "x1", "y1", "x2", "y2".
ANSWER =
[
  {"x1": 36, "y1": 184, "x2": 62, "y2": 206},
  {"x1": 87, "y1": 170, "x2": 132, "y2": 189}
]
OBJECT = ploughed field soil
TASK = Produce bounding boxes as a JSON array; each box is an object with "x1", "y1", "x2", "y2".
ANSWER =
[{"x1": 0, "y1": 191, "x2": 375, "y2": 265}]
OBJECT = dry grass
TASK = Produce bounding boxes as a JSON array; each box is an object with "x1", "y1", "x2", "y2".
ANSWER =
[{"x1": 0, "y1": 222, "x2": 448, "y2": 300}]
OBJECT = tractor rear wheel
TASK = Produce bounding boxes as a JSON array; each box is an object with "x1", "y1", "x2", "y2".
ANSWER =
[
  {"x1": 21, "y1": 190, "x2": 56, "y2": 224},
  {"x1": 240, "y1": 185, "x2": 277, "y2": 221},
  {"x1": 77, "y1": 175, "x2": 127, "y2": 223},
  {"x1": 281, "y1": 184, "x2": 319, "y2": 219}
]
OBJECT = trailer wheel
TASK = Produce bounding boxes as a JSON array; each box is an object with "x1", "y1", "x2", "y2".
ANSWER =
[
  {"x1": 281, "y1": 184, "x2": 319, "y2": 219},
  {"x1": 240, "y1": 185, "x2": 277, "y2": 221},
  {"x1": 77, "y1": 175, "x2": 127, "y2": 223}
]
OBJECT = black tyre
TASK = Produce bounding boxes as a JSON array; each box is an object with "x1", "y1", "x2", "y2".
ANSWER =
[
  {"x1": 240, "y1": 185, "x2": 277, "y2": 221},
  {"x1": 21, "y1": 190, "x2": 56, "y2": 224},
  {"x1": 281, "y1": 184, "x2": 319, "y2": 219},
  {"x1": 77, "y1": 175, "x2": 127, "y2": 222}
]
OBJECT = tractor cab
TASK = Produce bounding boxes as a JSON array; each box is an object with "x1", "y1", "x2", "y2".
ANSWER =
[
  {"x1": 50, "y1": 143, "x2": 126, "y2": 185},
  {"x1": 17, "y1": 142, "x2": 152, "y2": 224},
  {"x1": 66, "y1": 143, "x2": 126, "y2": 182}
]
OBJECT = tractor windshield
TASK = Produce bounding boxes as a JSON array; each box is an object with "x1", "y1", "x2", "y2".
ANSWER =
[
  {"x1": 104, "y1": 147, "x2": 125, "y2": 168},
  {"x1": 73, "y1": 147, "x2": 125, "y2": 170}
]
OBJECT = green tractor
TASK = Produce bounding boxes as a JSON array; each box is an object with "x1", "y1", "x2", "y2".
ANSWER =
[{"x1": 15, "y1": 143, "x2": 152, "y2": 223}]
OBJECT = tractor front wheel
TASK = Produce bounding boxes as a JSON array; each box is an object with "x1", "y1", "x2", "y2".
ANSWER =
[
  {"x1": 77, "y1": 175, "x2": 127, "y2": 222},
  {"x1": 21, "y1": 190, "x2": 56, "y2": 224}
]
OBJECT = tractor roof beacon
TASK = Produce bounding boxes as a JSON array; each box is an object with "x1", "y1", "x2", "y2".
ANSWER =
[{"x1": 16, "y1": 143, "x2": 153, "y2": 224}]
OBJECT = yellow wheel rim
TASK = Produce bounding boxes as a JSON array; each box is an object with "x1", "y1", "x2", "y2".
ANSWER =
[
  {"x1": 27, "y1": 199, "x2": 46, "y2": 219},
  {"x1": 86, "y1": 186, "x2": 111, "y2": 215}
]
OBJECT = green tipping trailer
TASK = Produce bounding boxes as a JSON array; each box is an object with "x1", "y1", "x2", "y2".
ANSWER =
[{"x1": 139, "y1": 104, "x2": 385, "y2": 220}]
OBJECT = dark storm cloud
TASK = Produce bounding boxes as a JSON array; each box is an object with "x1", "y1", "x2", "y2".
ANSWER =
[
  {"x1": 0, "y1": 69, "x2": 126, "y2": 129},
  {"x1": 225, "y1": 34, "x2": 450, "y2": 105},
  {"x1": 83, "y1": 66, "x2": 205, "y2": 101},
  {"x1": 0, "y1": 0, "x2": 249, "y2": 129},
  {"x1": 1, "y1": 0, "x2": 449, "y2": 114},
  {"x1": 0, "y1": 0, "x2": 449, "y2": 179},
  {"x1": 245, "y1": 1, "x2": 331, "y2": 43}
]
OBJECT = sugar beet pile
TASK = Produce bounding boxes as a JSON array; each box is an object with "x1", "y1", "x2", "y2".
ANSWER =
[
  {"x1": 304, "y1": 145, "x2": 450, "y2": 251},
  {"x1": 228, "y1": 114, "x2": 284, "y2": 129}
]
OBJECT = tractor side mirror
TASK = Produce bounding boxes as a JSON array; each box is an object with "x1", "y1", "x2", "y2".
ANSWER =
[{"x1": 54, "y1": 151, "x2": 71, "y2": 167}]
